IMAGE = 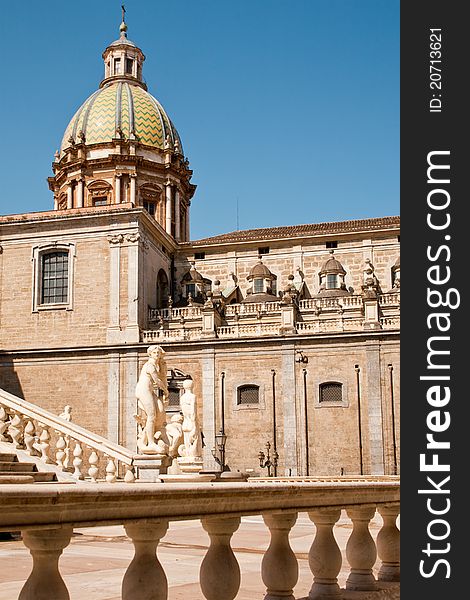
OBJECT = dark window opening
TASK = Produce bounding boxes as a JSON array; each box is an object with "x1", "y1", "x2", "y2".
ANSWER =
[
  {"x1": 258, "y1": 247, "x2": 270, "y2": 255},
  {"x1": 319, "y1": 382, "x2": 343, "y2": 403},
  {"x1": 93, "y1": 197, "x2": 107, "y2": 206},
  {"x1": 194, "y1": 252, "x2": 205, "y2": 260},
  {"x1": 253, "y1": 278, "x2": 264, "y2": 294},
  {"x1": 326, "y1": 241, "x2": 338, "y2": 249},
  {"x1": 125, "y1": 58, "x2": 133, "y2": 74},
  {"x1": 186, "y1": 283, "x2": 197, "y2": 297},
  {"x1": 237, "y1": 384, "x2": 260, "y2": 405},
  {"x1": 143, "y1": 201, "x2": 156, "y2": 216},
  {"x1": 41, "y1": 251, "x2": 69, "y2": 304},
  {"x1": 114, "y1": 58, "x2": 122, "y2": 74}
]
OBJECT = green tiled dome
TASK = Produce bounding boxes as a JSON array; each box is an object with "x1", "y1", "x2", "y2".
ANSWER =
[{"x1": 60, "y1": 81, "x2": 182, "y2": 154}]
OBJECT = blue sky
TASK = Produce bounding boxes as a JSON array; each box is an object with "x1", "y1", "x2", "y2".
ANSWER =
[{"x1": 0, "y1": 0, "x2": 399, "y2": 240}]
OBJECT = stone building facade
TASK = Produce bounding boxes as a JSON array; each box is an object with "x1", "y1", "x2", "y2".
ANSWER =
[{"x1": 0, "y1": 18, "x2": 400, "y2": 477}]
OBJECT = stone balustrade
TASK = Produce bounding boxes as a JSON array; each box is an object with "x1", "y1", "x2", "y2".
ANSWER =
[
  {"x1": 0, "y1": 478, "x2": 399, "y2": 600},
  {"x1": 0, "y1": 388, "x2": 138, "y2": 483},
  {"x1": 143, "y1": 293, "x2": 399, "y2": 342}
]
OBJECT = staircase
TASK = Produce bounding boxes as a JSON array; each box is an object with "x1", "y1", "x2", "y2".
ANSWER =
[{"x1": 0, "y1": 450, "x2": 57, "y2": 484}]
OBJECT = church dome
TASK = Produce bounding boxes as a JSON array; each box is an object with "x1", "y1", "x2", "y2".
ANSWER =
[{"x1": 60, "y1": 82, "x2": 182, "y2": 155}]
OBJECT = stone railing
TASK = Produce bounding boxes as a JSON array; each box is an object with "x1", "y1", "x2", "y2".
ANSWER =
[
  {"x1": 380, "y1": 316, "x2": 400, "y2": 329},
  {"x1": 225, "y1": 301, "x2": 282, "y2": 316},
  {"x1": 142, "y1": 327, "x2": 204, "y2": 343},
  {"x1": 0, "y1": 388, "x2": 138, "y2": 483},
  {"x1": 217, "y1": 322, "x2": 281, "y2": 338},
  {"x1": 0, "y1": 478, "x2": 400, "y2": 600},
  {"x1": 379, "y1": 293, "x2": 400, "y2": 306},
  {"x1": 148, "y1": 306, "x2": 203, "y2": 322}
]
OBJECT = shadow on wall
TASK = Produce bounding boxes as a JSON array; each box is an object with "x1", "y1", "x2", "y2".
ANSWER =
[{"x1": 0, "y1": 354, "x2": 25, "y2": 399}]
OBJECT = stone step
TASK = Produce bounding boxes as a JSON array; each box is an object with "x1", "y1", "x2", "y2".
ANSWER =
[
  {"x1": 0, "y1": 453, "x2": 18, "y2": 462},
  {"x1": 0, "y1": 471, "x2": 57, "y2": 482},
  {"x1": 0, "y1": 461, "x2": 37, "y2": 472},
  {"x1": 0, "y1": 474, "x2": 35, "y2": 484}
]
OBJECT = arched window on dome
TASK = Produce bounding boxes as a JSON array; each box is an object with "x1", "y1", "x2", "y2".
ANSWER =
[{"x1": 139, "y1": 184, "x2": 162, "y2": 221}]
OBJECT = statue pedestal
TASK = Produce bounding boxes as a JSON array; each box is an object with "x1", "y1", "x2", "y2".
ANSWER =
[
  {"x1": 177, "y1": 456, "x2": 204, "y2": 474},
  {"x1": 133, "y1": 454, "x2": 171, "y2": 482}
]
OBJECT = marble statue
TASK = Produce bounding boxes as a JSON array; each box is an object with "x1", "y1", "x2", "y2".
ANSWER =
[
  {"x1": 179, "y1": 379, "x2": 202, "y2": 458},
  {"x1": 135, "y1": 345, "x2": 169, "y2": 454},
  {"x1": 165, "y1": 413, "x2": 184, "y2": 458}
]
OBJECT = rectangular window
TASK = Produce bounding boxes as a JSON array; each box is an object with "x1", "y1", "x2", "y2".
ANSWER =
[
  {"x1": 41, "y1": 252, "x2": 69, "y2": 304},
  {"x1": 167, "y1": 387, "x2": 181, "y2": 408},
  {"x1": 326, "y1": 241, "x2": 338, "y2": 249},
  {"x1": 186, "y1": 283, "x2": 197, "y2": 297},
  {"x1": 125, "y1": 58, "x2": 133, "y2": 74},
  {"x1": 114, "y1": 58, "x2": 122, "y2": 74},
  {"x1": 253, "y1": 278, "x2": 264, "y2": 293},
  {"x1": 258, "y1": 246, "x2": 270, "y2": 255},
  {"x1": 237, "y1": 385, "x2": 260, "y2": 405},
  {"x1": 319, "y1": 382, "x2": 343, "y2": 403},
  {"x1": 326, "y1": 274, "x2": 338, "y2": 289},
  {"x1": 93, "y1": 197, "x2": 107, "y2": 206},
  {"x1": 143, "y1": 201, "x2": 156, "y2": 216},
  {"x1": 194, "y1": 252, "x2": 205, "y2": 260}
]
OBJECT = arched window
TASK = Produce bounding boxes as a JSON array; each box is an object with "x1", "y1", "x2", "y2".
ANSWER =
[
  {"x1": 237, "y1": 384, "x2": 260, "y2": 406},
  {"x1": 156, "y1": 269, "x2": 169, "y2": 308},
  {"x1": 319, "y1": 382, "x2": 343, "y2": 403}
]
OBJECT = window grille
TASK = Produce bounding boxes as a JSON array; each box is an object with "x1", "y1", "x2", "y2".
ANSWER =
[
  {"x1": 319, "y1": 382, "x2": 343, "y2": 403},
  {"x1": 167, "y1": 387, "x2": 181, "y2": 407},
  {"x1": 326, "y1": 274, "x2": 339, "y2": 289},
  {"x1": 237, "y1": 385, "x2": 260, "y2": 405},
  {"x1": 41, "y1": 252, "x2": 69, "y2": 304},
  {"x1": 253, "y1": 278, "x2": 264, "y2": 293}
]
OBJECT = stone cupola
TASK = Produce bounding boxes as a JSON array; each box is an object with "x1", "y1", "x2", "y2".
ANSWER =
[
  {"x1": 242, "y1": 258, "x2": 278, "y2": 303},
  {"x1": 47, "y1": 11, "x2": 196, "y2": 243},
  {"x1": 316, "y1": 250, "x2": 350, "y2": 296}
]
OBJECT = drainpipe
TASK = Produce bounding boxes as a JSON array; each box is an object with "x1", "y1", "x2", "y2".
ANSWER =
[
  {"x1": 303, "y1": 368, "x2": 309, "y2": 476},
  {"x1": 220, "y1": 371, "x2": 226, "y2": 436},
  {"x1": 271, "y1": 369, "x2": 277, "y2": 476},
  {"x1": 388, "y1": 364, "x2": 398, "y2": 475},
  {"x1": 355, "y1": 365, "x2": 364, "y2": 475}
]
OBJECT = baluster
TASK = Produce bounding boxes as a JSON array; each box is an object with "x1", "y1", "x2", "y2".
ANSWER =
[
  {"x1": 55, "y1": 434, "x2": 67, "y2": 470},
  {"x1": 72, "y1": 441, "x2": 84, "y2": 480},
  {"x1": 262, "y1": 512, "x2": 298, "y2": 600},
  {"x1": 377, "y1": 504, "x2": 400, "y2": 581},
  {"x1": 345, "y1": 506, "x2": 377, "y2": 591},
  {"x1": 19, "y1": 526, "x2": 73, "y2": 600},
  {"x1": 122, "y1": 520, "x2": 169, "y2": 600},
  {"x1": 37, "y1": 425, "x2": 53, "y2": 463},
  {"x1": 8, "y1": 412, "x2": 24, "y2": 448},
  {"x1": 0, "y1": 406, "x2": 9, "y2": 440},
  {"x1": 88, "y1": 450, "x2": 99, "y2": 482},
  {"x1": 24, "y1": 420, "x2": 37, "y2": 456},
  {"x1": 125, "y1": 465, "x2": 136, "y2": 483},
  {"x1": 200, "y1": 517, "x2": 241, "y2": 600},
  {"x1": 105, "y1": 456, "x2": 117, "y2": 483},
  {"x1": 307, "y1": 509, "x2": 342, "y2": 599},
  {"x1": 63, "y1": 434, "x2": 71, "y2": 470}
]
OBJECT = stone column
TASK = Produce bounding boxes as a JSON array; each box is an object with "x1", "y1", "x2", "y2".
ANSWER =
[
  {"x1": 200, "y1": 517, "x2": 241, "y2": 600},
  {"x1": 307, "y1": 509, "x2": 342, "y2": 599},
  {"x1": 345, "y1": 506, "x2": 377, "y2": 591},
  {"x1": 122, "y1": 521, "x2": 169, "y2": 600},
  {"x1": 281, "y1": 344, "x2": 298, "y2": 475},
  {"x1": 76, "y1": 179, "x2": 84, "y2": 208},
  {"x1": 165, "y1": 183, "x2": 172, "y2": 235},
  {"x1": 126, "y1": 233, "x2": 141, "y2": 343},
  {"x1": 185, "y1": 203, "x2": 190, "y2": 241},
  {"x1": 377, "y1": 504, "x2": 400, "y2": 581},
  {"x1": 262, "y1": 513, "x2": 298, "y2": 600},
  {"x1": 107, "y1": 352, "x2": 120, "y2": 444},
  {"x1": 115, "y1": 174, "x2": 121, "y2": 204},
  {"x1": 19, "y1": 527, "x2": 73, "y2": 600},
  {"x1": 130, "y1": 174, "x2": 137, "y2": 206},
  {"x1": 365, "y1": 343, "x2": 385, "y2": 474},
  {"x1": 201, "y1": 349, "x2": 217, "y2": 470},
  {"x1": 66, "y1": 183, "x2": 73, "y2": 209},
  {"x1": 174, "y1": 189, "x2": 181, "y2": 241},
  {"x1": 54, "y1": 196, "x2": 58, "y2": 211}
]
